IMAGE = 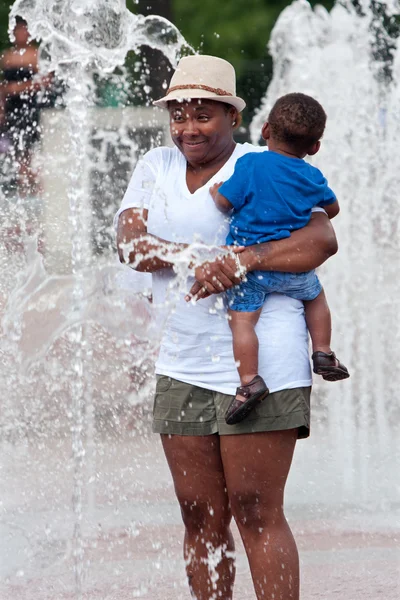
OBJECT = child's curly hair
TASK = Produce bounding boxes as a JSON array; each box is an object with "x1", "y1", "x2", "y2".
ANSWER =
[{"x1": 268, "y1": 93, "x2": 327, "y2": 154}]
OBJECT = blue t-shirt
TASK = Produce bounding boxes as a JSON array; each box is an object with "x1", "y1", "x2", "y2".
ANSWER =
[{"x1": 219, "y1": 150, "x2": 336, "y2": 247}]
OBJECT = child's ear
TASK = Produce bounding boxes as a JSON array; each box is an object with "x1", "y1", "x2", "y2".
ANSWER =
[
  {"x1": 308, "y1": 140, "x2": 321, "y2": 156},
  {"x1": 261, "y1": 122, "x2": 270, "y2": 140}
]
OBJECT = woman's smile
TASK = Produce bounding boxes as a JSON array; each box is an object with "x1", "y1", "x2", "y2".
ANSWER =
[{"x1": 182, "y1": 139, "x2": 207, "y2": 148}]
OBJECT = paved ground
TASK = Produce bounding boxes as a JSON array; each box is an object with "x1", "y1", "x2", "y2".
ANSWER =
[{"x1": 1, "y1": 428, "x2": 399, "y2": 600}]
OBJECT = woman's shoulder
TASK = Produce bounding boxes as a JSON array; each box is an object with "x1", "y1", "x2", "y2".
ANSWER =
[
  {"x1": 2, "y1": 46, "x2": 38, "y2": 69},
  {"x1": 232, "y1": 143, "x2": 268, "y2": 171},
  {"x1": 1, "y1": 48, "x2": 14, "y2": 66},
  {"x1": 141, "y1": 145, "x2": 182, "y2": 171},
  {"x1": 235, "y1": 142, "x2": 268, "y2": 158},
  {"x1": 142, "y1": 145, "x2": 179, "y2": 161}
]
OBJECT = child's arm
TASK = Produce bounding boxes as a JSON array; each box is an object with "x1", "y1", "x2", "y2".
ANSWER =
[
  {"x1": 210, "y1": 182, "x2": 233, "y2": 213},
  {"x1": 324, "y1": 200, "x2": 340, "y2": 219}
]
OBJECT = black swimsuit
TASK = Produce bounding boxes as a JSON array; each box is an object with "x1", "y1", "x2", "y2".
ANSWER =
[{"x1": 3, "y1": 65, "x2": 40, "y2": 150}]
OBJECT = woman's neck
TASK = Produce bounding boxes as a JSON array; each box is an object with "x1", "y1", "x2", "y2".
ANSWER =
[
  {"x1": 185, "y1": 141, "x2": 236, "y2": 194},
  {"x1": 187, "y1": 140, "x2": 236, "y2": 173}
]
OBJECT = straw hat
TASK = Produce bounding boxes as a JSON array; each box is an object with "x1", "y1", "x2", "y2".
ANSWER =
[{"x1": 153, "y1": 55, "x2": 246, "y2": 112}]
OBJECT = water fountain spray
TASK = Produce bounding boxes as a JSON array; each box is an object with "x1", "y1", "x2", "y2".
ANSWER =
[
  {"x1": 252, "y1": 0, "x2": 400, "y2": 503},
  {"x1": 5, "y1": 1, "x2": 189, "y2": 595}
]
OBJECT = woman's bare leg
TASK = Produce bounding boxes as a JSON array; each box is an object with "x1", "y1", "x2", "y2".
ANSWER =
[
  {"x1": 161, "y1": 434, "x2": 235, "y2": 599},
  {"x1": 221, "y1": 429, "x2": 299, "y2": 600}
]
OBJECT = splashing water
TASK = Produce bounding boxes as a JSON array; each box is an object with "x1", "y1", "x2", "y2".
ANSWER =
[
  {"x1": 251, "y1": 0, "x2": 400, "y2": 505},
  {"x1": 9, "y1": 0, "x2": 188, "y2": 72},
  {"x1": 5, "y1": 3, "x2": 191, "y2": 594},
  {"x1": 1, "y1": 1, "x2": 190, "y2": 597}
]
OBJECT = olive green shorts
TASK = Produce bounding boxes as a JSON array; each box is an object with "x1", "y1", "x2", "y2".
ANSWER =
[{"x1": 153, "y1": 375, "x2": 311, "y2": 438}]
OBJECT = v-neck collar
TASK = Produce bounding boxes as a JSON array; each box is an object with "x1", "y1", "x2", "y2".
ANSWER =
[{"x1": 182, "y1": 144, "x2": 239, "y2": 196}]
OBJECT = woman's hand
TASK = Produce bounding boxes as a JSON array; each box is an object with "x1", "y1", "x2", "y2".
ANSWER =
[
  {"x1": 185, "y1": 246, "x2": 245, "y2": 301},
  {"x1": 185, "y1": 212, "x2": 337, "y2": 301}
]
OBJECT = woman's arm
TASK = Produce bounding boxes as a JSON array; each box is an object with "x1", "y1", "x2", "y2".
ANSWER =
[
  {"x1": 117, "y1": 207, "x2": 241, "y2": 292},
  {"x1": 188, "y1": 211, "x2": 338, "y2": 298},
  {"x1": 241, "y1": 211, "x2": 338, "y2": 273},
  {"x1": 2, "y1": 80, "x2": 34, "y2": 96},
  {"x1": 2, "y1": 75, "x2": 53, "y2": 97},
  {"x1": 116, "y1": 207, "x2": 189, "y2": 272}
]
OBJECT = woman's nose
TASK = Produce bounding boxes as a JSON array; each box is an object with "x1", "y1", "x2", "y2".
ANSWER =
[{"x1": 183, "y1": 119, "x2": 200, "y2": 135}]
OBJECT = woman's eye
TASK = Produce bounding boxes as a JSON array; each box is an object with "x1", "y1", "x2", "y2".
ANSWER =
[
  {"x1": 198, "y1": 115, "x2": 210, "y2": 121},
  {"x1": 172, "y1": 114, "x2": 183, "y2": 122}
]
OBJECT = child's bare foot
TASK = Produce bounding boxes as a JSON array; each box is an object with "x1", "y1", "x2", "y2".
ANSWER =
[
  {"x1": 225, "y1": 375, "x2": 269, "y2": 425},
  {"x1": 312, "y1": 351, "x2": 350, "y2": 381}
]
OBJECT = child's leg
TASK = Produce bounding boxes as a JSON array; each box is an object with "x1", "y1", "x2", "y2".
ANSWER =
[
  {"x1": 228, "y1": 308, "x2": 262, "y2": 385},
  {"x1": 304, "y1": 288, "x2": 350, "y2": 381},
  {"x1": 303, "y1": 288, "x2": 331, "y2": 354},
  {"x1": 225, "y1": 307, "x2": 269, "y2": 424}
]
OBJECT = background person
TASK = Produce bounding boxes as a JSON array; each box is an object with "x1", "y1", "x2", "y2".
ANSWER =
[
  {"x1": 116, "y1": 55, "x2": 338, "y2": 600},
  {"x1": 0, "y1": 16, "x2": 52, "y2": 199}
]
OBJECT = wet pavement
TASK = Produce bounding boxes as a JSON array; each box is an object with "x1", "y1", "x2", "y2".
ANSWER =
[{"x1": 1, "y1": 426, "x2": 399, "y2": 599}]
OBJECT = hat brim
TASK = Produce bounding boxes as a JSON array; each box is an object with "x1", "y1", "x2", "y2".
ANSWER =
[{"x1": 153, "y1": 88, "x2": 246, "y2": 112}]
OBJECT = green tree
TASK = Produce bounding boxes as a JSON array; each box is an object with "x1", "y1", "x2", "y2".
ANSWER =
[{"x1": 0, "y1": 0, "x2": 13, "y2": 50}]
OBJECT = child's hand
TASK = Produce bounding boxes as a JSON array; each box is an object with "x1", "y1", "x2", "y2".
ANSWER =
[
  {"x1": 209, "y1": 181, "x2": 224, "y2": 201},
  {"x1": 210, "y1": 183, "x2": 233, "y2": 213}
]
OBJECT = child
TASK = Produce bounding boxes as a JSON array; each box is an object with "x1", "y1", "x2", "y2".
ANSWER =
[{"x1": 210, "y1": 92, "x2": 349, "y2": 425}]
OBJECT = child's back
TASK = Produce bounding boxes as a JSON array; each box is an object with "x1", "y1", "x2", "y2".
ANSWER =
[{"x1": 223, "y1": 150, "x2": 336, "y2": 247}]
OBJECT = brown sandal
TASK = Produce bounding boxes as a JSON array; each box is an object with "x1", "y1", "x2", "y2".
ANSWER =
[
  {"x1": 225, "y1": 375, "x2": 269, "y2": 425},
  {"x1": 312, "y1": 351, "x2": 350, "y2": 382}
]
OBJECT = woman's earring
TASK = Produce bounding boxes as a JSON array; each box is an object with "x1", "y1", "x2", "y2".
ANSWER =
[{"x1": 232, "y1": 121, "x2": 236, "y2": 127}]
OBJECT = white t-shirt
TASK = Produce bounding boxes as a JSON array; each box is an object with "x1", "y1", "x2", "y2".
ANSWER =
[{"x1": 115, "y1": 143, "x2": 313, "y2": 395}]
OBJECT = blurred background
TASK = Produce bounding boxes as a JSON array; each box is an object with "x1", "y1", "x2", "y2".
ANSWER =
[{"x1": 0, "y1": 0, "x2": 335, "y2": 129}]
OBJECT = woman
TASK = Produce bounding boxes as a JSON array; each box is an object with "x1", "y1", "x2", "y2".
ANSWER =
[
  {"x1": 116, "y1": 55, "x2": 337, "y2": 600},
  {"x1": 1, "y1": 17, "x2": 51, "y2": 197}
]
